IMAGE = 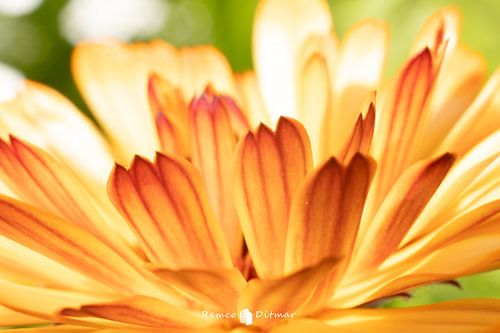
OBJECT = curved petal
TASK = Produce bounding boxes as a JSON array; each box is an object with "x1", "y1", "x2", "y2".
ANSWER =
[
  {"x1": 233, "y1": 117, "x2": 313, "y2": 279},
  {"x1": 253, "y1": 0, "x2": 332, "y2": 121},
  {"x1": 108, "y1": 153, "x2": 232, "y2": 270},
  {"x1": 72, "y1": 40, "x2": 236, "y2": 160}
]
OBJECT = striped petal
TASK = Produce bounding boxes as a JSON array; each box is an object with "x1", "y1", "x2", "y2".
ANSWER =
[
  {"x1": 0, "y1": 81, "x2": 114, "y2": 187},
  {"x1": 150, "y1": 266, "x2": 246, "y2": 312},
  {"x1": 72, "y1": 40, "x2": 236, "y2": 160},
  {"x1": 189, "y1": 89, "x2": 249, "y2": 261},
  {"x1": 253, "y1": 0, "x2": 332, "y2": 121},
  {"x1": 273, "y1": 299, "x2": 500, "y2": 333},
  {"x1": 108, "y1": 153, "x2": 232, "y2": 270},
  {"x1": 233, "y1": 117, "x2": 313, "y2": 279},
  {"x1": 0, "y1": 196, "x2": 155, "y2": 295},
  {"x1": 0, "y1": 137, "x2": 138, "y2": 262},
  {"x1": 354, "y1": 153, "x2": 455, "y2": 270},
  {"x1": 372, "y1": 48, "x2": 437, "y2": 204},
  {"x1": 285, "y1": 154, "x2": 375, "y2": 274},
  {"x1": 238, "y1": 259, "x2": 338, "y2": 327},
  {"x1": 64, "y1": 296, "x2": 211, "y2": 329}
]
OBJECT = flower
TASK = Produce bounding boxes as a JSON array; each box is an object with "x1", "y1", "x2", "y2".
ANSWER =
[{"x1": 0, "y1": 0, "x2": 499, "y2": 331}]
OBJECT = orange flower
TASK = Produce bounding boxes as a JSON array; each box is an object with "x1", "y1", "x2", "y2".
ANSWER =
[{"x1": 0, "y1": 0, "x2": 499, "y2": 332}]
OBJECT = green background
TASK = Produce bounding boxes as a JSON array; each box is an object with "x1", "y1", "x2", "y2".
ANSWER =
[{"x1": 0, "y1": 0, "x2": 499, "y2": 308}]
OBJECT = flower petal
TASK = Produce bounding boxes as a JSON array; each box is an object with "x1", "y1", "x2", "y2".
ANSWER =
[
  {"x1": 253, "y1": 0, "x2": 332, "y2": 121},
  {"x1": 150, "y1": 266, "x2": 246, "y2": 312},
  {"x1": 273, "y1": 299, "x2": 500, "y2": 333},
  {"x1": 354, "y1": 153, "x2": 455, "y2": 269},
  {"x1": 67, "y1": 296, "x2": 210, "y2": 329},
  {"x1": 108, "y1": 153, "x2": 232, "y2": 270},
  {"x1": 72, "y1": 40, "x2": 236, "y2": 160},
  {"x1": 233, "y1": 117, "x2": 313, "y2": 279},
  {"x1": 238, "y1": 259, "x2": 339, "y2": 327},
  {"x1": 285, "y1": 154, "x2": 375, "y2": 274},
  {"x1": 0, "y1": 81, "x2": 114, "y2": 186},
  {"x1": 0, "y1": 305, "x2": 49, "y2": 326},
  {"x1": 0, "y1": 196, "x2": 156, "y2": 295},
  {"x1": 235, "y1": 71, "x2": 271, "y2": 127},
  {"x1": 189, "y1": 90, "x2": 249, "y2": 261},
  {"x1": 372, "y1": 48, "x2": 436, "y2": 204},
  {"x1": 0, "y1": 137, "x2": 138, "y2": 261}
]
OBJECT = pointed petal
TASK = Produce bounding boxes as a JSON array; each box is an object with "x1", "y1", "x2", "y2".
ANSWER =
[
  {"x1": 332, "y1": 19, "x2": 388, "y2": 150},
  {"x1": 285, "y1": 154, "x2": 375, "y2": 274},
  {"x1": 253, "y1": 0, "x2": 332, "y2": 120},
  {"x1": 108, "y1": 154, "x2": 232, "y2": 270},
  {"x1": 0, "y1": 137, "x2": 138, "y2": 262},
  {"x1": 354, "y1": 153, "x2": 455, "y2": 269},
  {"x1": 0, "y1": 81, "x2": 114, "y2": 186},
  {"x1": 0, "y1": 196, "x2": 153, "y2": 294},
  {"x1": 150, "y1": 266, "x2": 246, "y2": 312},
  {"x1": 372, "y1": 48, "x2": 436, "y2": 203},
  {"x1": 70, "y1": 296, "x2": 210, "y2": 329},
  {"x1": 189, "y1": 90, "x2": 249, "y2": 261},
  {"x1": 238, "y1": 259, "x2": 338, "y2": 327},
  {"x1": 233, "y1": 117, "x2": 313, "y2": 278},
  {"x1": 148, "y1": 74, "x2": 190, "y2": 158},
  {"x1": 72, "y1": 40, "x2": 236, "y2": 160}
]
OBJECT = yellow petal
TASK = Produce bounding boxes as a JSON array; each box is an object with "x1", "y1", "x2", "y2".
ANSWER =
[
  {"x1": 437, "y1": 69, "x2": 500, "y2": 156},
  {"x1": 150, "y1": 266, "x2": 246, "y2": 312},
  {"x1": 0, "y1": 81, "x2": 114, "y2": 187},
  {"x1": 148, "y1": 73, "x2": 191, "y2": 158},
  {"x1": 72, "y1": 40, "x2": 236, "y2": 160},
  {"x1": 233, "y1": 117, "x2": 313, "y2": 279},
  {"x1": 354, "y1": 153, "x2": 455, "y2": 270},
  {"x1": 189, "y1": 89, "x2": 249, "y2": 261},
  {"x1": 273, "y1": 299, "x2": 500, "y2": 333},
  {"x1": 108, "y1": 153, "x2": 232, "y2": 270},
  {"x1": 331, "y1": 19, "x2": 388, "y2": 152},
  {"x1": 285, "y1": 154, "x2": 375, "y2": 274},
  {"x1": 238, "y1": 259, "x2": 338, "y2": 327},
  {"x1": 235, "y1": 71, "x2": 271, "y2": 127},
  {"x1": 0, "y1": 137, "x2": 139, "y2": 263},
  {"x1": 66, "y1": 296, "x2": 210, "y2": 329},
  {"x1": 372, "y1": 48, "x2": 436, "y2": 204},
  {"x1": 253, "y1": 0, "x2": 332, "y2": 121},
  {"x1": 0, "y1": 196, "x2": 155, "y2": 294},
  {"x1": 416, "y1": 45, "x2": 487, "y2": 159},
  {"x1": 0, "y1": 305, "x2": 49, "y2": 326}
]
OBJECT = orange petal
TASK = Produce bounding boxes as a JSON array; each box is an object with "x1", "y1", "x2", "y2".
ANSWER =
[
  {"x1": 148, "y1": 74, "x2": 190, "y2": 158},
  {"x1": 331, "y1": 19, "x2": 388, "y2": 151},
  {"x1": 416, "y1": 45, "x2": 487, "y2": 159},
  {"x1": 238, "y1": 259, "x2": 339, "y2": 327},
  {"x1": 150, "y1": 266, "x2": 246, "y2": 312},
  {"x1": 69, "y1": 296, "x2": 210, "y2": 329},
  {"x1": 273, "y1": 299, "x2": 500, "y2": 333},
  {"x1": 354, "y1": 153, "x2": 455, "y2": 270},
  {"x1": 253, "y1": 0, "x2": 332, "y2": 121},
  {"x1": 189, "y1": 89, "x2": 249, "y2": 261},
  {"x1": 0, "y1": 305, "x2": 49, "y2": 326},
  {"x1": 337, "y1": 97, "x2": 375, "y2": 164},
  {"x1": 233, "y1": 117, "x2": 313, "y2": 279},
  {"x1": 0, "y1": 80, "x2": 114, "y2": 186},
  {"x1": 72, "y1": 40, "x2": 236, "y2": 160},
  {"x1": 108, "y1": 153, "x2": 232, "y2": 270},
  {"x1": 0, "y1": 195, "x2": 155, "y2": 294},
  {"x1": 372, "y1": 48, "x2": 436, "y2": 204},
  {"x1": 0, "y1": 137, "x2": 139, "y2": 264},
  {"x1": 285, "y1": 154, "x2": 375, "y2": 274}
]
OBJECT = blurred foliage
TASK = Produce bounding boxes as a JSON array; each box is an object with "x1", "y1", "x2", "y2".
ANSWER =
[{"x1": 0, "y1": 0, "x2": 498, "y2": 307}]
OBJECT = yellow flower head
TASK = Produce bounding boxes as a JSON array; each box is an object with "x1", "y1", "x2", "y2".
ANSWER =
[{"x1": 0, "y1": 0, "x2": 498, "y2": 332}]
